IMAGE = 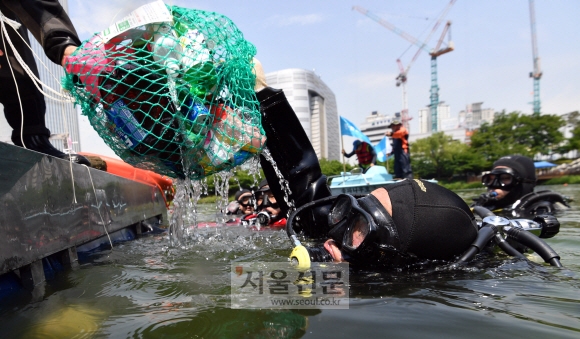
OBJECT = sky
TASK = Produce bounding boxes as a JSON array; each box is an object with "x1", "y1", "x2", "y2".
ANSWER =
[{"x1": 67, "y1": 0, "x2": 580, "y2": 158}]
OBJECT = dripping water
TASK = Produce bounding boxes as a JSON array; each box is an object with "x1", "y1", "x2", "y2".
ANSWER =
[
  {"x1": 213, "y1": 170, "x2": 233, "y2": 226},
  {"x1": 245, "y1": 155, "x2": 263, "y2": 188},
  {"x1": 261, "y1": 147, "x2": 296, "y2": 216}
]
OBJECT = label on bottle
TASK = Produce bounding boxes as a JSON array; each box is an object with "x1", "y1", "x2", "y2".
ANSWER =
[
  {"x1": 233, "y1": 150, "x2": 252, "y2": 166},
  {"x1": 190, "y1": 104, "x2": 211, "y2": 134},
  {"x1": 105, "y1": 99, "x2": 148, "y2": 149},
  {"x1": 100, "y1": 0, "x2": 171, "y2": 43}
]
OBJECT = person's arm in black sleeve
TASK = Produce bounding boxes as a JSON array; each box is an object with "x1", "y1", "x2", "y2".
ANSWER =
[
  {"x1": 257, "y1": 87, "x2": 333, "y2": 237},
  {"x1": 2, "y1": 0, "x2": 81, "y2": 65},
  {"x1": 343, "y1": 149, "x2": 355, "y2": 158}
]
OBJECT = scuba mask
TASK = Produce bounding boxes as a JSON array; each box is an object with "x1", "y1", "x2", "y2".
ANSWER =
[
  {"x1": 481, "y1": 168, "x2": 534, "y2": 190},
  {"x1": 257, "y1": 191, "x2": 279, "y2": 210},
  {"x1": 288, "y1": 193, "x2": 400, "y2": 268},
  {"x1": 237, "y1": 195, "x2": 255, "y2": 208}
]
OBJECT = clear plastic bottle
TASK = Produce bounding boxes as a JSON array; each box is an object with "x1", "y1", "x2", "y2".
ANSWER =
[{"x1": 150, "y1": 22, "x2": 182, "y2": 78}]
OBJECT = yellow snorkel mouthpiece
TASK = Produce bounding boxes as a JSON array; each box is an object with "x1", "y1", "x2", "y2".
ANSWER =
[{"x1": 290, "y1": 245, "x2": 311, "y2": 270}]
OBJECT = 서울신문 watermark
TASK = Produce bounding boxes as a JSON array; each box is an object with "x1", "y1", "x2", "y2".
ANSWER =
[{"x1": 231, "y1": 262, "x2": 349, "y2": 309}]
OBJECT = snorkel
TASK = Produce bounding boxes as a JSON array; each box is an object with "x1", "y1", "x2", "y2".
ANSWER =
[{"x1": 287, "y1": 196, "x2": 338, "y2": 270}]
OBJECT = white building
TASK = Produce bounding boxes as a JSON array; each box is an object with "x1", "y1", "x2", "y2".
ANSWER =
[
  {"x1": 265, "y1": 68, "x2": 340, "y2": 160},
  {"x1": 458, "y1": 102, "x2": 495, "y2": 130},
  {"x1": 418, "y1": 102, "x2": 452, "y2": 134},
  {"x1": 0, "y1": 0, "x2": 81, "y2": 152},
  {"x1": 359, "y1": 111, "x2": 397, "y2": 145}
]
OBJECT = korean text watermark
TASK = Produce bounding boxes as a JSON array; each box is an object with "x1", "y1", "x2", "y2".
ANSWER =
[{"x1": 231, "y1": 262, "x2": 349, "y2": 309}]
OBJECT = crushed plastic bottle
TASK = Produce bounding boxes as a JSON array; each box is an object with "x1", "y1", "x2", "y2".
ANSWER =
[{"x1": 150, "y1": 22, "x2": 182, "y2": 78}]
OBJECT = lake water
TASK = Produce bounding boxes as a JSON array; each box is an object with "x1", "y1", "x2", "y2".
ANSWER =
[{"x1": 0, "y1": 185, "x2": 578, "y2": 338}]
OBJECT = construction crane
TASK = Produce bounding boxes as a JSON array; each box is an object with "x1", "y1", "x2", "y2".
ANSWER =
[
  {"x1": 529, "y1": 0, "x2": 542, "y2": 115},
  {"x1": 353, "y1": 1, "x2": 455, "y2": 132}
]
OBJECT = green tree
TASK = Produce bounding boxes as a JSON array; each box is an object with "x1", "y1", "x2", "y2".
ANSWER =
[
  {"x1": 449, "y1": 142, "x2": 487, "y2": 176},
  {"x1": 319, "y1": 158, "x2": 354, "y2": 177},
  {"x1": 411, "y1": 132, "x2": 488, "y2": 179},
  {"x1": 205, "y1": 167, "x2": 264, "y2": 196},
  {"x1": 470, "y1": 111, "x2": 564, "y2": 165},
  {"x1": 411, "y1": 132, "x2": 457, "y2": 178}
]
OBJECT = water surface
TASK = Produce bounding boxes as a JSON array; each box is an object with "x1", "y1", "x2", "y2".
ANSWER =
[{"x1": 0, "y1": 185, "x2": 578, "y2": 338}]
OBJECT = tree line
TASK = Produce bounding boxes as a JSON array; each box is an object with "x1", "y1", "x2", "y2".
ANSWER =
[{"x1": 409, "y1": 111, "x2": 579, "y2": 180}]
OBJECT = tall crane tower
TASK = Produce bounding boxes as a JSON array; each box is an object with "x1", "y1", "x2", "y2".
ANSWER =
[
  {"x1": 529, "y1": 0, "x2": 542, "y2": 115},
  {"x1": 353, "y1": 1, "x2": 455, "y2": 132}
]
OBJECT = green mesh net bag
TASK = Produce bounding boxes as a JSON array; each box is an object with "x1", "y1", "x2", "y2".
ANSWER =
[{"x1": 63, "y1": 1, "x2": 265, "y2": 179}]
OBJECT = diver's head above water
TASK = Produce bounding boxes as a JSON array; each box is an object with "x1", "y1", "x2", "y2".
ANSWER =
[
  {"x1": 480, "y1": 155, "x2": 537, "y2": 208},
  {"x1": 256, "y1": 178, "x2": 281, "y2": 217},
  {"x1": 288, "y1": 179, "x2": 479, "y2": 268}
]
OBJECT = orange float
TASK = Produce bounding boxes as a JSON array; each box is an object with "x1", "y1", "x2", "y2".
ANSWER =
[{"x1": 80, "y1": 152, "x2": 175, "y2": 207}]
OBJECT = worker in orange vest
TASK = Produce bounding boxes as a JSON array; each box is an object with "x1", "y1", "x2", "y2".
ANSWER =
[{"x1": 386, "y1": 120, "x2": 413, "y2": 179}]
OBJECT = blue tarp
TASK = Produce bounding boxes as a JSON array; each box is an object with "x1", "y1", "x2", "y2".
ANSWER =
[{"x1": 534, "y1": 161, "x2": 557, "y2": 169}]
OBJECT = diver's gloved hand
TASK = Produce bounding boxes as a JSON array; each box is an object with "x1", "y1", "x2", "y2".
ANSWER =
[
  {"x1": 471, "y1": 191, "x2": 498, "y2": 207},
  {"x1": 257, "y1": 87, "x2": 332, "y2": 236}
]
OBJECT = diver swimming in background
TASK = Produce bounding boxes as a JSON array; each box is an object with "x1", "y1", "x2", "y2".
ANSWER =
[
  {"x1": 226, "y1": 189, "x2": 256, "y2": 216},
  {"x1": 471, "y1": 155, "x2": 570, "y2": 218},
  {"x1": 253, "y1": 64, "x2": 563, "y2": 270}
]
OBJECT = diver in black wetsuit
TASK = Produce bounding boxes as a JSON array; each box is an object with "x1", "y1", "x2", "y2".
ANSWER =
[
  {"x1": 254, "y1": 63, "x2": 562, "y2": 269},
  {"x1": 471, "y1": 155, "x2": 569, "y2": 218},
  {"x1": 256, "y1": 86, "x2": 477, "y2": 268}
]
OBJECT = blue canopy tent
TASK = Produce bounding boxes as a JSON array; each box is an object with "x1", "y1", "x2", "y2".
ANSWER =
[{"x1": 534, "y1": 161, "x2": 557, "y2": 169}]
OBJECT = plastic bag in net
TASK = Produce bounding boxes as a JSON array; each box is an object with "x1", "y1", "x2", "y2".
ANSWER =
[{"x1": 63, "y1": 1, "x2": 265, "y2": 179}]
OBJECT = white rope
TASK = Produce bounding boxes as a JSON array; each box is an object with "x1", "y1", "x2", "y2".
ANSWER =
[
  {"x1": 1, "y1": 10, "x2": 79, "y2": 198},
  {"x1": 0, "y1": 10, "x2": 74, "y2": 102},
  {"x1": 84, "y1": 165, "x2": 114, "y2": 249},
  {"x1": 0, "y1": 15, "x2": 26, "y2": 148}
]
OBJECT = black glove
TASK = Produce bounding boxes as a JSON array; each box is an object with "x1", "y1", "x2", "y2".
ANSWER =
[
  {"x1": 471, "y1": 191, "x2": 498, "y2": 207},
  {"x1": 257, "y1": 87, "x2": 332, "y2": 236}
]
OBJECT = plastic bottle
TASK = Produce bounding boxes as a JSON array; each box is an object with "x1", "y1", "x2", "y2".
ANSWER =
[
  {"x1": 175, "y1": 21, "x2": 211, "y2": 69},
  {"x1": 181, "y1": 95, "x2": 211, "y2": 146},
  {"x1": 210, "y1": 103, "x2": 266, "y2": 154},
  {"x1": 174, "y1": 21, "x2": 218, "y2": 99},
  {"x1": 150, "y1": 22, "x2": 182, "y2": 78},
  {"x1": 202, "y1": 130, "x2": 233, "y2": 167}
]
